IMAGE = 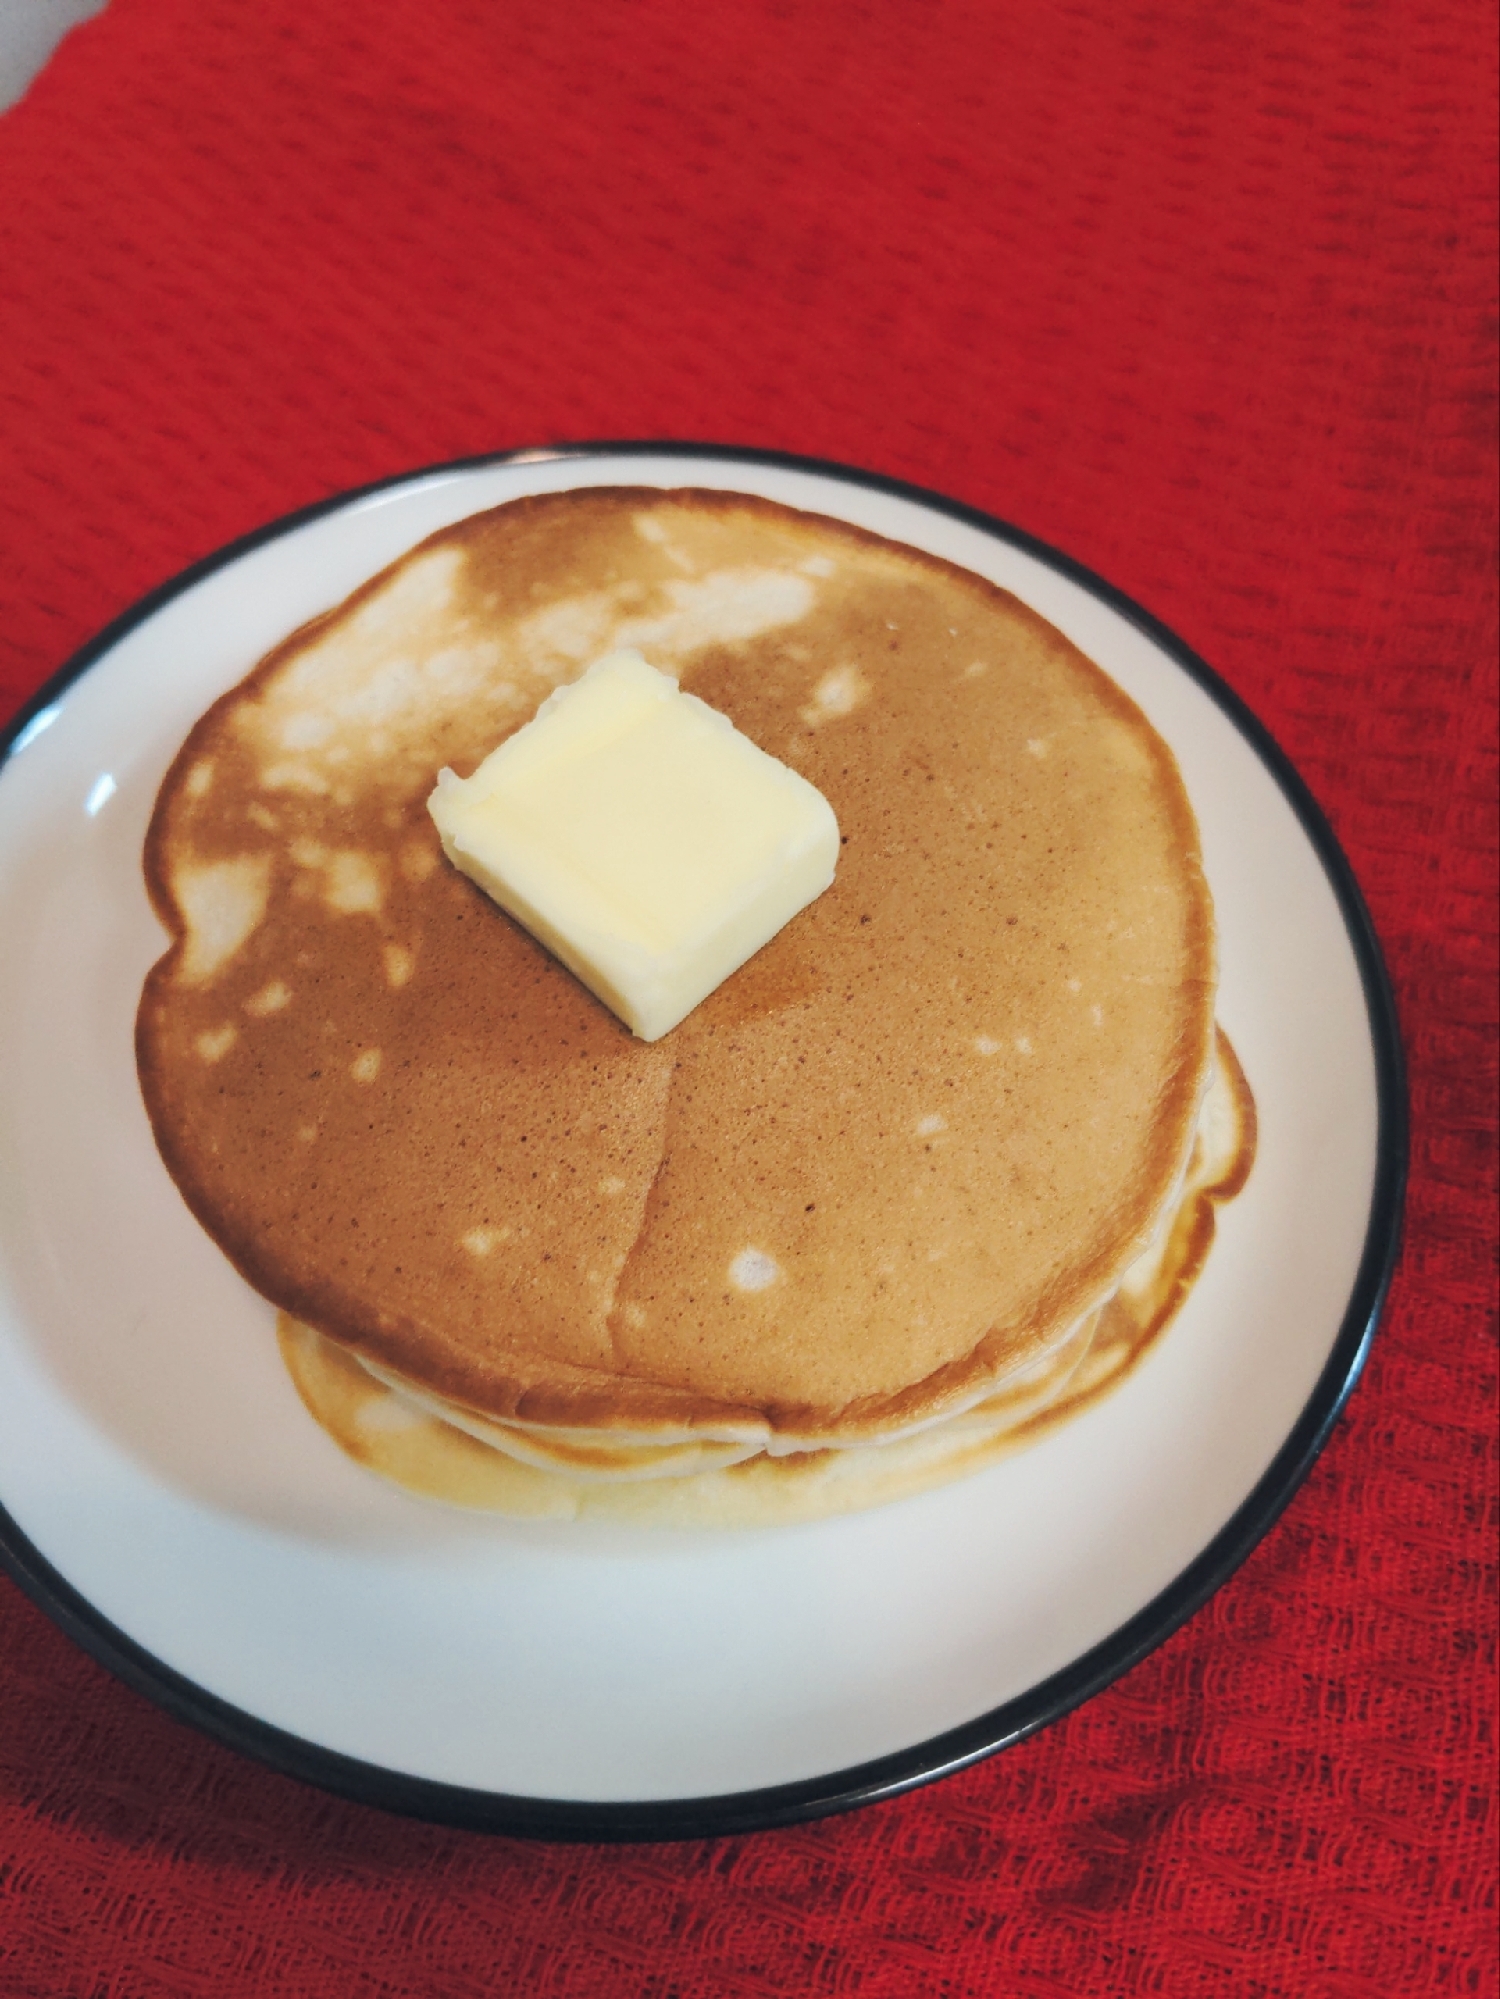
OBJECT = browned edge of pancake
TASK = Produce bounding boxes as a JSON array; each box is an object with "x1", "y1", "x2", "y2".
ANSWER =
[
  {"x1": 1000, "y1": 1024, "x2": 1257, "y2": 1449},
  {"x1": 138, "y1": 487, "x2": 1218, "y2": 1442}
]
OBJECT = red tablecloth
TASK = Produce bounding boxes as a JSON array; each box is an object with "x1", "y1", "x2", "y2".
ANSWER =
[{"x1": 1, "y1": 3, "x2": 1495, "y2": 1993}]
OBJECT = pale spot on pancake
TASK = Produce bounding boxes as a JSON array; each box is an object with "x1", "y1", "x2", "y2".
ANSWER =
[
  {"x1": 290, "y1": 839, "x2": 327, "y2": 869},
  {"x1": 516, "y1": 591, "x2": 616, "y2": 666},
  {"x1": 185, "y1": 759, "x2": 215, "y2": 799},
  {"x1": 915, "y1": 1114, "x2": 948, "y2": 1137},
  {"x1": 461, "y1": 1226, "x2": 510, "y2": 1257},
  {"x1": 615, "y1": 568, "x2": 816, "y2": 657},
  {"x1": 297, "y1": 641, "x2": 497, "y2": 753},
  {"x1": 1092, "y1": 1006, "x2": 1104, "y2": 1027},
  {"x1": 1015, "y1": 1036, "x2": 1034, "y2": 1055},
  {"x1": 599, "y1": 1176, "x2": 627, "y2": 1197},
  {"x1": 633, "y1": 514, "x2": 668, "y2": 544},
  {"x1": 382, "y1": 943, "x2": 415, "y2": 989},
  {"x1": 399, "y1": 839, "x2": 438, "y2": 883},
  {"x1": 1027, "y1": 738, "x2": 1050, "y2": 758},
  {"x1": 800, "y1": 554, "x2": 835, "y2": 577},
  {"x1": 246, "y1": 802, "x2": 277, "y2": 832},
  {"x1": 236, "y1": 551, "x2": 510, "y2": 785},
  {"x1": 194, "y1": 1024, "x2": 238, "y2": 1063},
  {"x1": 729, "y1": 1248, "x2": 781, "y2": 1293},
  {"x1": 964, "y1": 661, "x2": 988, "y2": 679},
  {"x1": 1107, "y1": 720, "x2": 1153, "y2": 776},
  {"x1": 324, "y1": 850, "x2": 384, "y2": 915},
  {"x1": 291, "y1": 548, "x2": 464, "y2": 678},
  {"x1": 621, "y1": 1302, "x2": 648, "y2": 1329},
  {"x1": 974, "y1": 1036, "x2": 1001, "y2": 1056},
  {"x1": 350, "y1": 1048, "x2": 382, "y2": 1085},
  {"x1": 174, "y1": 854, "x2": 272, "y2": 985},
  {"x1": 800, "y1": 665, "x2": 870, "y2": 728},
  {"x1": 280, "y1": 711, "x2": 334, "y2": 752},
  {"x1": 296, "y1": 1124, "x2": 320, "y2": 1143},
  {"x1": 1067, "y1": 978, "x2": 1082, "y2": 993},
  {"x1": 245, "y1": 978, "x2": 291, "y2": 1016},
  {"x1": 260, "y1": 762, "x2": 332, "y2": 796}
]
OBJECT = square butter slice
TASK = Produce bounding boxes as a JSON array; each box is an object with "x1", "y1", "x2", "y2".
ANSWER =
[{"x1": 428, "y1": 649, "x2": 840, "y2": 1041}]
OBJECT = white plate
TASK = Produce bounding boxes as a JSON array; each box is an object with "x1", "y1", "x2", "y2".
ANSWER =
[{"x1": 0, "y1": 448, "x2": 1403, "y2": 1838}]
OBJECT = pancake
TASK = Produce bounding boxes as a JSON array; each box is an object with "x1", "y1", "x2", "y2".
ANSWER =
[{"x1": 137, "y1": 486, "x2": 1232, "y2": 1507}]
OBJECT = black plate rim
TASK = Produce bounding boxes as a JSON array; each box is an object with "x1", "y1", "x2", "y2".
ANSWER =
[{"x1": 0, "y1": 441, "x2": 1408, "y2": 1843}]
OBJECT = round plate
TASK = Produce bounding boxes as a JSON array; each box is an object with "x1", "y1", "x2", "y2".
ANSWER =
[{"x1": 0, "y1": 447, "x2": 1405, "y2": 1840}]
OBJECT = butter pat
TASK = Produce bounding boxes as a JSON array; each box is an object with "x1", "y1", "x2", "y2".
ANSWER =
[{"x1": 428, "y1": 650, "x2": 840, "y2": 1041}]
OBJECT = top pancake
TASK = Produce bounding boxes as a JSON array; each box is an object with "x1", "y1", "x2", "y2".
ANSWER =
[{"x1": 137, "y1": 488, "x2": 1216, "y2": 1441}]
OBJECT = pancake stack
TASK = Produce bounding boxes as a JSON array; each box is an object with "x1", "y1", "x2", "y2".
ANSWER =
[{"x1": 137, "y1": 488, "x2": 1251, "y2": 1522}]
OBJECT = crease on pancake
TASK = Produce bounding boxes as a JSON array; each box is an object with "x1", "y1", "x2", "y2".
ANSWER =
[{"x1": 600, "y1": 1078, "x2": 681, "y2": 1372}]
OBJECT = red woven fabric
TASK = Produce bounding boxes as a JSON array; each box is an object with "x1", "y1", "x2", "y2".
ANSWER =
[{"x1": 1, "y1": 2, "x2": 1494, "y2": 1993}]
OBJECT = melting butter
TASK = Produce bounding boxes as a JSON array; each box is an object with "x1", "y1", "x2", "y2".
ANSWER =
[{"x1": 428, "y1": 650, "x2": 839, "y2": 1041}]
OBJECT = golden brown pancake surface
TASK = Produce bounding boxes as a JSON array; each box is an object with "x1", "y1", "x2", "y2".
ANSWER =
[
  {"x1": 137, "y1": 489, "x2": 1217, "y2": 1441},
  {"x1": 275, "y1": 1026, "x2": 1255, "y2": 1524}
]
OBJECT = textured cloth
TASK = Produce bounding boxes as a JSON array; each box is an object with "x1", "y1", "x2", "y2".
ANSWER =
[{"x1": 0, "y1": 2, "x2": 1495, "y2": 1994}]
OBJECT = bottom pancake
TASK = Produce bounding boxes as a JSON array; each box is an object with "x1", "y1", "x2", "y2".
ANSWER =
[{"x1": 279, "y1": 1032, "x2": 1256, "y2": 1526}]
